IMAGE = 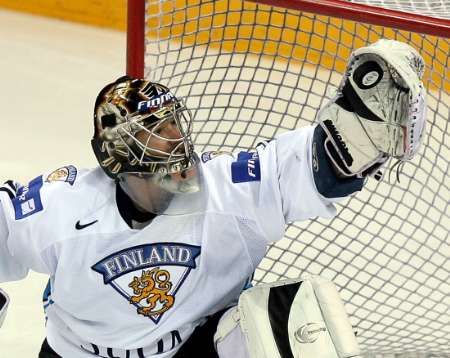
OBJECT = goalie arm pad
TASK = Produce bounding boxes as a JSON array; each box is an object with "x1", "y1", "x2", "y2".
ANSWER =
[
  {"x1": 0, "y1": 287, "x2": 9, "y2": 328},
  {"x1": 215, "y1": 276, "x2": 362, "y2": 358}
]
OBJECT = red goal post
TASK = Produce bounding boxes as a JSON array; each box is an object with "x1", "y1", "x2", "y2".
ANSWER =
[
  {"x1": 255, "y1": 0, "x2": 450, "y2": 36},
  {"x1": 127, "y1": 0, "x2": 450, "y2": 77},
  {"x1": 126, "y1": 1, "x2": 449, "y2": 356}
]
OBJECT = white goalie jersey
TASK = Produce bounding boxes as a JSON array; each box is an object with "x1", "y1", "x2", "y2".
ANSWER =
[{"x1": 0, "y1": 126, "x2": 343, "y2": 357}]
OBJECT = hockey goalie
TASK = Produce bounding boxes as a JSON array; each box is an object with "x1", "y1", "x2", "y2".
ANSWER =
[{"x1": 0, "y1": 40, "x2": 426, "y2": 357}]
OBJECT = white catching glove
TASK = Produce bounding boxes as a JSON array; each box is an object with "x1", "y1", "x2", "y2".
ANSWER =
[
  {"x1": 0, "y1": 287, "x2": 9, "y2": 328},
  {"x1": 317, "y1": 39, "x2": 427, "y2": 178}
]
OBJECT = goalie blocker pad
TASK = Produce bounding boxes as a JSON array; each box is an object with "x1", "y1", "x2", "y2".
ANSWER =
[
  {"x1": 0, "y1": 288, "x2": 9, "y2": 328},
  {"x1": 215, "y1": 276, "x2": 362, "y2": 358}
]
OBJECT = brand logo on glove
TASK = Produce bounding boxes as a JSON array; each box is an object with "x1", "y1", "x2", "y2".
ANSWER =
[
  {"x1": 295, "y1": 323, "x2": 327, "y2": 343},
  {"x1": 362, "y1": 71, "x2": 380, "y2": 87},
  {"x1": 353, "y1": 61, "x2": 383, "y2": 90}
]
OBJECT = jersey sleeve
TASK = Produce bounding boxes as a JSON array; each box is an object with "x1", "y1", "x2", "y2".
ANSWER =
[
  {"x1": 0, "y1": 166, "x2": 83, "y2": 283},
  {"x1": 255, "y1": 125, "x2": 348, "y2": 241},
  {"x1": 270, "y1": 125, "x2": 340, "y2": 221},
  {"x1": 0, "y1": 198, "x2": 29, "y2": 282},
  {"x1": 0, "y1": 175, "x2": 57, "y2": 282}
]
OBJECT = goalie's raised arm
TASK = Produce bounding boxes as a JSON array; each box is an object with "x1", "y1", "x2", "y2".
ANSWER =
[
  {"x1": 315, "y1": 39, "x2": 426, "y2": 181},
  {"x1": 253, "y1": 40, "x2": 428, "y2": 228}
]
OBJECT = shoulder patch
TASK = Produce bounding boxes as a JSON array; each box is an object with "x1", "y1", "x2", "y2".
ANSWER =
[
  {"x1": 201, "y1": 150, "x2": 231, "y2": 163},
  {"x1": 12, "y1": 176, "x2": 44, "y2": 220},
  {"x1": 45, "y1": 165, "x2": 77, "y2": 186},
  {"x1": 231, "y1": 151, "x2": 261, "y2": 183}
]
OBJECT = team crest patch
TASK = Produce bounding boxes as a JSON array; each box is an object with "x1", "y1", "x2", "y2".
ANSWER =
[
  {"x1": 46, "y1": 166, "x2": 77, "y2": 185},
  {"x1": 92, "y1": 243, "x2": 201, "y2": 324}
]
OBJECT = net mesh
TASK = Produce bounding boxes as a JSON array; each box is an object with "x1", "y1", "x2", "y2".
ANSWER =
[
  {"x1": 142, "y1": 1, "x2": 449, "y2": 356},
  {"x1": 348, "y1": 0, "x2": 450, "y2": 19}
]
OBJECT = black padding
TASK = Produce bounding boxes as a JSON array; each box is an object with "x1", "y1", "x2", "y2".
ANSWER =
[
  {"x1": 101, "y1": 113, "x2": 117, "y2": 128},
  {"x1": 0, "y1": 180, "x2": 18, "y2": 200},
  {"x1": 0, "y1": 291, "x2": 6, "y2": 309},
  {"x1": 353, "y1": 61, "x2": 383, "y2": 89},
  {"x1": 335, "y1": 95, "x2": 353, "y2": 112},
  {"x1": 173, "y1": 309, "x2": 226, "y2": 357},
  {"x1": 116, "y1": 184, "x2": 157, "y2": 228},
  {"x1": 0, "y1": 187, "x2": 14, "y2": 200},
  {"x1": 268, "y1": 281, "x2": 302, "y2": 358},
  {"x1": 39, "y1": 339, "x2": 62, "y2": 358},
  {"x1": 342, "y1": 81, "x2": 384, "y2": 122},
  {"x1": 312, "y1": 125, "x2": 364, "y2": 198}
]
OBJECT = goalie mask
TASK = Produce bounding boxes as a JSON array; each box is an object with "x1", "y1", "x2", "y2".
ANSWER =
[
  {"x1": 317, "y1": 39, "x2": 427, "y2": 178},
  {"x1": 91, "y1": 76, "x2": 201, "y2": 214}
]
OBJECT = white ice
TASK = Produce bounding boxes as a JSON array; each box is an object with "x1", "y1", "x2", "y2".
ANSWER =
[{"x1": 0, "y1": 9, "x2": 125, "y2": 356}]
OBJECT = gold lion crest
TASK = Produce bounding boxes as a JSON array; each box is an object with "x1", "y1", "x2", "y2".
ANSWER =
[
  {"x1": 45, "y1": 166, "x2": 77, "y2": 186},
  {"x1": 47, "y1": 168, "x2": 68, "y2": 182},
  {"x1": 128, "y1": 267, "x2": 175, "y2": 317}
]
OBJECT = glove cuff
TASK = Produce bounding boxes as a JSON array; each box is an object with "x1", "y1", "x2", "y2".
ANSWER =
[{"x1": 312, "y1": 125, "x2": 365, "y2": 199}]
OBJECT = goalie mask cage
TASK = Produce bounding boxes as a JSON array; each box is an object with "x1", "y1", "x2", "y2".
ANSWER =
[{"x1": 127, "y1": 0, "x2": 449, "y2": 356}]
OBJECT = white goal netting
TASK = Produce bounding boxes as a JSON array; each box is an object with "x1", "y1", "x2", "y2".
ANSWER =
[
  {"x1": 140, "y1": 0, "x2": 449, "y2": 356},
  {"x1": 349, "y1": 0, "x2": 450, "y2": 19}
]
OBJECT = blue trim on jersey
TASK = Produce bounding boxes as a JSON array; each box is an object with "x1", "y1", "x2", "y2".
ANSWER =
[
  {"x1": 242, "y1": 275, "x2": 254, "y2": 291},
  {"x1": 42, "y1": 279, "x2": 54, "y2": 311},
  {"x1": 231, "y1": 151, "x2": 261, "y2": 183},
  {"x1": 12, "y1": 176, "x2": 44, "y2": 220},
  {"x1": 42, "y1": 279, "x2": 51, "y2": 302},
  {"x1": 237, "y1": 152, "x2": 254, "y2": 161}
]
